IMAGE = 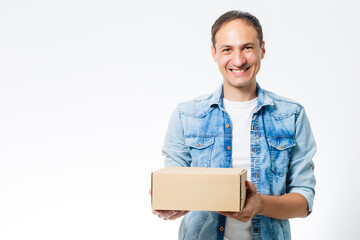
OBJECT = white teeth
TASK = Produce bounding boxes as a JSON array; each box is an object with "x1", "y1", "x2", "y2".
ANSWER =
[{"x1": 232, "y1": 69, "x2": 245, "y2": 72}]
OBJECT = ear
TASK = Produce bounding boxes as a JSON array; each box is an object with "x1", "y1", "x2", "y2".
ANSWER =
[
  {"x1": 211, "y1": 45, "x2": 218, "y2": 62},
  {"x1": 260, "y1": 41, "x2": 266, "y2": 59}
]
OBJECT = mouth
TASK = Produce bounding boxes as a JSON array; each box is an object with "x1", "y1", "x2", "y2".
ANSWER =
[{"x1": 229, "y1": 66, "x2": 251, "y2": 73}]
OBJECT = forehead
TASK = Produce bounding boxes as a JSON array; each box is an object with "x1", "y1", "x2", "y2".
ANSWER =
[{"x1": 215, "y1": 19, "x2": 259, "y2": 46}]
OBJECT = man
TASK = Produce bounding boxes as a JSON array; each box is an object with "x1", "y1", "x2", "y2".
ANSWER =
[{"x1": 152, "y1": 10, "x2": 316, "y2": 240}]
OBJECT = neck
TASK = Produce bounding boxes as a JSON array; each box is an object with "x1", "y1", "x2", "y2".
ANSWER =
[{"x1": 223, "y1": 81, "x2": 257, "y2": 102}]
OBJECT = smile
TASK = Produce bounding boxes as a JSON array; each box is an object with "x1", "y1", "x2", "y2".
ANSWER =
[{"x1": 229, "y1": 66, "x2": 251, "y2": 73}]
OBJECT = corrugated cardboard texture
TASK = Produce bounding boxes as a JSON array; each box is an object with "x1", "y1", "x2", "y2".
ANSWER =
[{"x1": 152, "y1": 167, "x2": 247, "y2": 212}]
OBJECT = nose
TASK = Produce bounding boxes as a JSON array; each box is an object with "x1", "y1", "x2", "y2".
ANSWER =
[{"x1": 233, "y1": 50, "x2": 246, "y2": 67}]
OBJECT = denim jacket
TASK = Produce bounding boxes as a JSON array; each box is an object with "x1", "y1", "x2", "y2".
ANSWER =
[{"x1": 162, "y1": 83, "x2": 316, "y2": 240}]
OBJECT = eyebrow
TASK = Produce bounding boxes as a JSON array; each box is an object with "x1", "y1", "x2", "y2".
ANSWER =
[{"x1": 219, "y1": 42, "x2": 256, "y2": 49}]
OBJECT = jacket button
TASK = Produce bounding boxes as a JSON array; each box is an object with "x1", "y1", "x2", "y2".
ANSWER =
[
  {"x1": 280, "y1": 145, "x2": 284, "y2": 149},
  {"x1": 253, "y1": 148, "x2": 256, "y2": 153},
  {"x1": 227, "y1": 146, "x2": 231, "y2": 150},
  {"x1": 254, "y1": 227, "x2": 258, "y2": 232},
  {"x1": 225, "y1": 124, "x2": 230, "y2": 128},
  {"x1": 219, "y1": 227, "x2": 224, "y2": 231},
  {"x1": 197, "y1": 143, "x2": 201, "y2": 147}
]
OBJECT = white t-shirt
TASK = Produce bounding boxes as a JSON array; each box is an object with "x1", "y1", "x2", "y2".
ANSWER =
[{"x1": 223, "y1": 97, "x2": 257, "y2": 240}]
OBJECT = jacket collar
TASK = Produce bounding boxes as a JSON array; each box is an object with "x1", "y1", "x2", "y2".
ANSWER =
[{"x1": 209, "y1": 82, "x2": 274, "y2": 112}]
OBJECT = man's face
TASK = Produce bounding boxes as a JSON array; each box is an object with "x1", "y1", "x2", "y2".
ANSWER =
[{"x1": 211, "y1": 19, "x2": 265, "y2": 90}]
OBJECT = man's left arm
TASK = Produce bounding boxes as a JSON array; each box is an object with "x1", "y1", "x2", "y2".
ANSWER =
[{"x1": 220, "y1": 107, "x2": 316, "y2": 221}]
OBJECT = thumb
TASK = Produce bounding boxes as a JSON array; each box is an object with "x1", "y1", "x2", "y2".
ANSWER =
[{"x1": 246, "y1": 180, "x2": 257, "y2": 194}]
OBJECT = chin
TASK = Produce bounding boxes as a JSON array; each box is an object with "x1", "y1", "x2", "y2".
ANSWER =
[{"x1": 227, "y1": 79, "x2": 254, "y2": 88}]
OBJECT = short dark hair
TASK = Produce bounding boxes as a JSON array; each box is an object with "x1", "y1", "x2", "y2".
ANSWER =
[{"x1": 211, "y1": 10, "x2": 263, "y2": 49}]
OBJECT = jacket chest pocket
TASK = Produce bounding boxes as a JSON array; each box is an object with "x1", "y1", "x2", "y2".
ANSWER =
[
  {"x1": 185, "y1": 137, "x2": 215, "y2": 167},
  {"x1": 268, "y1": 137, "x2": 296, "y2": 176},
  {"x1": 268, "y1": 136, "x2": 296, "y2": 195}
]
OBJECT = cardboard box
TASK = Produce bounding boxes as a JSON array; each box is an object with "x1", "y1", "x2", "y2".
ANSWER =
[{"x1": 151, "y1": 167, "x2": 247, "y2": 212}]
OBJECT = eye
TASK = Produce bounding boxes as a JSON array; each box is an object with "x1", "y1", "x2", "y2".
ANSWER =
[
  {"x1": 222, "y1": 48, "x2": 232, "y2": 54},
  {"x1": 244, "y1": 46, "x2": 253, "y2": 50}
]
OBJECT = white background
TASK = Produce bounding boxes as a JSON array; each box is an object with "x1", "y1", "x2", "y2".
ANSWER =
[{"x1": 1, "y1": 0, "x2": 359, "y2": 239}]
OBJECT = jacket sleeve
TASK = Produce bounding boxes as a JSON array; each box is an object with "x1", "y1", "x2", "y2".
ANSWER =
[
  {"x1": 286, "y1": 107, "x2": 317, "y2": 214},
  {"x1": 162, "y1": 105, "x2": 191, "y2": 167}
]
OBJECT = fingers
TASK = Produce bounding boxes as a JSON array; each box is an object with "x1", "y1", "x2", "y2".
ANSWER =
[
  {"x1": 246, "y1": 181, "x2": 257, "y2": 194},
  {"x1": 217, "y1": 211, "x2": 231, "y2": 217},
  {"x1": 153, "y1": 210, "x2": 176, "y2": 218},
  {"x1": 217, "y1": 211, "x2": 239, "y2": 218},
  {"x1": 167, "y1": 211, "x2": 189, "y2": 220},
  {"x1": 150, "y1": 189, "x2": 186, "y2": 221},
  {"x1": 234, "y1": 216, "x2": 251, "y2": 222},
  {"x1": 153, "y1": 210, "x2": 184, "y2": 220},
  {"x1": 217, "y1": 211, "x2": 251, "y2": 223}
]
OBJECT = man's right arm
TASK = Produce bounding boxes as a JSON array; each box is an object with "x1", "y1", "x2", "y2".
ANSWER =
[
  {"x1": 162, "y1": 105, "x2": 191, "y2": 167},
  {"x1": 152, "y1": 105, "x2": 191, "y2": 220}
]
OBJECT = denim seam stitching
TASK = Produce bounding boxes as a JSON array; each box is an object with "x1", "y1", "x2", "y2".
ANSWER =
[
  {"x1": 267, "y1": 110, "x2": 297, "y2": 120},
  {"x1": 264, "y1": 90, "x2": 302, "y2": 107},
  {"x1": 185, "y1": 137, "x2": 215, "y2": 149},
  {"x1": 280, "y1": 219, "x2": 286, "y2": 239},
  {"x1": 196, "y1": 213, "x2": 209, "y2": 240},
  {"x1": 177, "y1": 105, "x2": 186, "y2": 142},
  {"x1": 207, "y1": 140, "x2": 214, "y2": 168},
  {"x1": 185, "y1": 134, "x2": 221, "y2": 138},
  {"x1": 294, "y1": 106, "x2": 303, "y2": 122},
  {"x1": 180, "y1": 107, "x2": 216, "y2": 118},
  {"x1": 270, "y1": 217, "x2": 276, "y2": 239},
  {"x1": 181, "y1": 211, "x2": 192, "y2": 240}
]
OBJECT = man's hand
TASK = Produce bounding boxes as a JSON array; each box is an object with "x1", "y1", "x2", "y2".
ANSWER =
[
  {"x1": 152, "y1": 209, "x2": 189, "y2": 220},
  {"x1": 218, "y1": 180, "x2": 309, "y2": 221},
  {"x1": 217, "y1": 180, "x2": 263, "y2": 222},
  {"x1": 149, "y1": 188, "x2": 189, "y2": 220}
]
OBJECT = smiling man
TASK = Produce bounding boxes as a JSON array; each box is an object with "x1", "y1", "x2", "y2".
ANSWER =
[{"x1": 153, "y1": 10, "x2": 316, "y2": 240}]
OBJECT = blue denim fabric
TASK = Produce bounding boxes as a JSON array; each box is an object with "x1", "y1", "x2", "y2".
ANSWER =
[{"x1": 162, "y1": 83, "x2": 316, "y2": 240}]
